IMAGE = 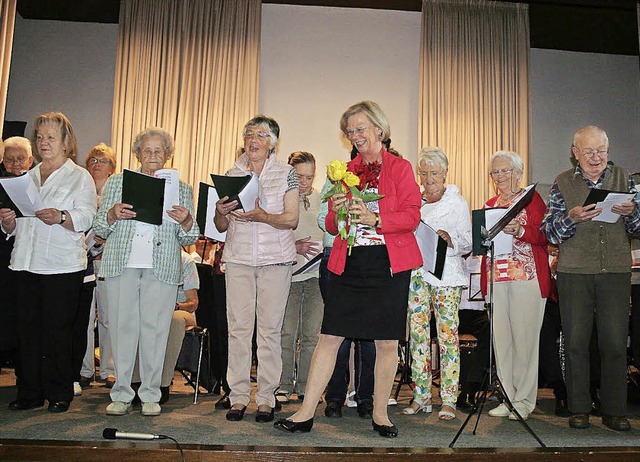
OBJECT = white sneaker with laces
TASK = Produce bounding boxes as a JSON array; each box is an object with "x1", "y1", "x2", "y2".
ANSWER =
[
  {"x1": 141, "y1": 402, "x2": 161, "y2": 416},
  {"x1": 488, "y1": 403, "x2": 511, "y2": 417},
  {"x1": 73, "y1": 382, "x2": 82, "y2": 396},
  {"x1": 106, "y1": 401, "x2": 132, "y2": 416}
]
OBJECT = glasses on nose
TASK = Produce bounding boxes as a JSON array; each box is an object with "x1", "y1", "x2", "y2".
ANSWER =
[
  {"x1": 243, "y1": 131, "x2": 270, "y2": 140},
  {"x1": 579, "y1": 148, "x2": 608, "y2": 159},
  {"x1": 345, "y1": 126, "x2": 370, "y2": 137},
  {"x1": 419, "y1": 170, "x2": 444, "y2": 178},
  {"x1": 489, "y1": 168, "x2": 514, "y2": 178},
  {"x1": 4, "y1": 158, "x2": 26, "y2": 165},
  {"x1": 141, "y1": 149, "x2": 165, "y2": 157},
  {"x1": 88, "y1": 158, "x2": 111, "y2": 165}
]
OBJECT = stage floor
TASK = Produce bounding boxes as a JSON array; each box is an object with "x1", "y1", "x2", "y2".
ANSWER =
[{"x1": 1, "y1": 367, "x2": 640, "y2": 461}]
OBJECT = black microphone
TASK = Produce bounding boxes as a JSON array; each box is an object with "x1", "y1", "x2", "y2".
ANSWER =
[{"x1": 103, "y1": 427, "x2": 166, "y2": 440}]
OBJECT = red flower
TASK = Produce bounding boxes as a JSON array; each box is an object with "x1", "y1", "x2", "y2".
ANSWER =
[{"x1": 354, "y1": 161, "x2": 382, "y2": 190}]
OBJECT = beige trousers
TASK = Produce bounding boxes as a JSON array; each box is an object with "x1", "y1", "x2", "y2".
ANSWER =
[
  {"x1": 225, "y1": 262, "x2": 292, "y2": 407},
  {"x1": 492, "y1": 278, "x2": 545, "y2": 413}
]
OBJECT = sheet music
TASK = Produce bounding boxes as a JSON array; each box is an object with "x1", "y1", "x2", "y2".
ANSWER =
[
  {"x1": 237, "y1": 172, "x2": 263, "y2": 212},
  {"x1": 154, "y1": 169, "x2": 180, "y2": 224},
  {"x1": 485, "y1": 208, "x2": 513, "y2": 256},
  {"x1": 415, "y1": 220, "x2": 447, "y2": 279},
  {"x1": 592, "y1": 192, "x2": 635, "y2": 224},
  {"x1": 0, "y1": 173, "x2": 45, "y2": 216},
  {"x1": 204, "y1": 187, "x2": 226, "y2": 242}
]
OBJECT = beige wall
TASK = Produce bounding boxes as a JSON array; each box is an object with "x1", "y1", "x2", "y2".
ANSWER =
[{"x1": 260, "y1": 4, "x2": 421, "y2": 189}]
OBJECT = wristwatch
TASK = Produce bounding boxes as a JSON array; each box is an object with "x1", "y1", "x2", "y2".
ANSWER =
[{"x1": 59, "y1": 210, "x2": 67, "y2": 224}]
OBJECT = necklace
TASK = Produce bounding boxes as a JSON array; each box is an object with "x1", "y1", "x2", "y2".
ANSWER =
[{"x1": 499, "y1": 188, "x2": 523, "y2": 204}]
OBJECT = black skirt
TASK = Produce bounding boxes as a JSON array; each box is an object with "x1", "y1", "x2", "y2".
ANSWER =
[{"x1": 321, "y1": 245, "x2": 410, "y2": 340}]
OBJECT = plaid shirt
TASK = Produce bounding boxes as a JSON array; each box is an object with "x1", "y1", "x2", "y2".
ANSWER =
[{"x1": 541, "y1": 164, "x2": 640, "y2": 245}]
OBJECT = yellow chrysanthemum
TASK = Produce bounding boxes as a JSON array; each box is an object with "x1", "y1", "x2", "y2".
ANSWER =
[{"x1": 327, "y1": 160, "x2": 348, "y2": 182}]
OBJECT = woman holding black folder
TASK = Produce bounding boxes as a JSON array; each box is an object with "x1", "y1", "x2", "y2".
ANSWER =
[
  {"x1": 214, "y1": 115, "x2": 299, "y2": 424},
  {"x1": 93, "y1": 127, "x2": 199, "y2": 417},
  {"x1": 482, "y1": 150, "x2": 550, "y2": 422},
  {"x1": 404, "y1": 147, "x2": 472, "y2": 420}
]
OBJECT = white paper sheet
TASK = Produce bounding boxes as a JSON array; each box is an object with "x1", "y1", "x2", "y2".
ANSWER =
[
  {"x1": 238, "y1": 172, "x2": 263, "y2": 211},
  {"x1": 154, "y1": 169, "x2": 180, "y2": 223},
  {"x1": 593, "y1": 192, "x2": 635, "y2": 224},
  {"x1": 0, "y1": 173, "x2": 45, "y2": 216},
  {"x1": 203, "y1": 187, "x2": 227, "y2": 242},
  {"x1": 484, "y1": 208, "x2": 513, "y2": 256}
]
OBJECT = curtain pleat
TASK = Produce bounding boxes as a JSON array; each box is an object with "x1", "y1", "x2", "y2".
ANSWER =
[
  {"x1": 111, "y1": 0, "x2": 260, "y2": 189},
  {"x1": 420, "y1": 0, "x2": 529, "y2": 209},
  {"x1": 0, "y1": 0, "x2": 16, "y2": 127}
]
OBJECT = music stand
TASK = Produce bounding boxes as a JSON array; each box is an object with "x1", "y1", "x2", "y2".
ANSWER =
[{"x1": 450, "y1": 184, "x2": 545, "y2": 448}]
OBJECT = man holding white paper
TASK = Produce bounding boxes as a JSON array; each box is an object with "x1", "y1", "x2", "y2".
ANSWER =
[{"x1": 541, "y1": 125, "x2": 640, "y2": 431}]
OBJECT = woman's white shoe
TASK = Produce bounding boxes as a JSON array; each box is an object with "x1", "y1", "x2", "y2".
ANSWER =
[{"x1": 402, "y1": 401, "x2": 433, "y2": 415}]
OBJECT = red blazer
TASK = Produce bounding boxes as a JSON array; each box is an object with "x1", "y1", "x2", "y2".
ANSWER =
[
  {"x1": 326, "y1": 149, "x2": 423, "y2": 275},
  {"x1": 480, "y1": 191, "x2": 551, "y2": 298}
]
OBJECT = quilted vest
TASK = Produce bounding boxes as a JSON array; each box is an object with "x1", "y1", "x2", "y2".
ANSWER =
[
  {"x1": 222, "y1": 153, "x2": 296, "y2": 267},
  {"x1": 556, "y1": 165, "x2": 631, "y2": 274}
]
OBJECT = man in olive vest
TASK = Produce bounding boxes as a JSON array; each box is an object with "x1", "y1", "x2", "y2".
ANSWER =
[{"x1": 541, "y1": 125, "x2": 640, "y2": 431}]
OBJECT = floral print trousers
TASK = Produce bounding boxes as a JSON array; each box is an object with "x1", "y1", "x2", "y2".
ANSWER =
[{"x1": 408, "y1": 269, "x2": 462, "y2": 407}]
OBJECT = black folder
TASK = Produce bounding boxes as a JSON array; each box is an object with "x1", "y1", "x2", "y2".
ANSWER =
[
  {"x1": 583, "y1": 188, "x2": 623, "y2": 206},
  {"x1": 122, "y1": 169, "x2": 165, "y2": 225},
  {"x1": 210, "y1": 174, "x2": 251, "y2": 211},
  {"x1": 196, "y1": 182, "x2": 214, "y2": 232}
]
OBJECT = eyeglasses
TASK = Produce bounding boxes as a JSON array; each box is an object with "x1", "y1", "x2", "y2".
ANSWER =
[
  {"x1": 345, "y1": 126, "x2": 370, "y2": 137},
  {"x1": 489, "y1": 168, "x2": 514, "y2": 177},
  {"x1": 141, "y1": 148, "x2": 165, "y2": 157},
  {"x1": 3, "y1": 157, "x2": 27, "y2": 165},
  {"x1": 243, "y1": 131, "x2": 270, "y2": 140},
  {"x1": 418, "y1": 169, "x2": 445, "y2": 178},
  {"x1": 579, "y1": 148, "x2": 608, "y2": 159},
  {"x1": 87, "y1": 158, "x2": 112, "y2": 165}
]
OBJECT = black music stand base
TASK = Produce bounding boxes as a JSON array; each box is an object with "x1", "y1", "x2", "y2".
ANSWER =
[{"x1": 449, "y1": 362, "x2": 546, "y2": 447}]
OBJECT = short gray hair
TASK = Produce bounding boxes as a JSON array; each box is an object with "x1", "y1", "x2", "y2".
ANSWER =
[
  {"x1": 573, "y1": 125, "x2": 609, "y2": 149},
  {"x1": 490, "y1": 150, "x2": 524, "y2": 175},
  {"x1": 417, "y1": 146, "x2": 448, "y2": 171},
  {"x1": 3, "y1": 136, "x2": 32, "y2": 158},
  {"x1": 243, "y1": 115, "x2": 280, "y2": 152},
  {"x1": 132, "y1": 128, "x2": 175, "y2": 161}
]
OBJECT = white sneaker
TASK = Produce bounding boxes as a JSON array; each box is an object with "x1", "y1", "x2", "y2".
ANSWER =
[
  {"x1": 106, "y1": 401, "x2": 132, "y2": 416},
  {"x1": 509, "y1": 405, "x2": 530, "y2": 421},
  {"x1": 73, "y1": 382, "x2": 82, "y2": 396},
  {"x1": 488, "y1": 403, "x2": 511, "y2": 417},
  {"x1": 346, "y1": 391, "x2": 357, "y2": 408},
  {"x1": 141, "y1": 402, "x2": 161, "y2": 416}
]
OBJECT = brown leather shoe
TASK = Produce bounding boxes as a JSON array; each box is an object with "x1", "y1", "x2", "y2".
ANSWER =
[
  {"x1": 602, "y1": 415, "x2": 631, "y2": 432},
  {"x1": 569, "y1": 413, "x2": 590, "y2": 429}
]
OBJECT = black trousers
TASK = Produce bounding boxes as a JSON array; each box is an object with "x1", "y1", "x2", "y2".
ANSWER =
[
  {"x1": 71, "y1": 281, "x2": 96, "y2": 382},
  {"x1": 15, "y1": 270, "x2": 84, "y2": 403}
]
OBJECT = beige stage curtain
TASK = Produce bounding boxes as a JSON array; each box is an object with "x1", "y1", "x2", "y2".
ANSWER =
[
  {"x1": 0, "y1": 0, "x2": 16, "y2": 126},
  {"x1": 419, "y1": 0, "x2": 529, "y2": 210},
  {"x1": 111, "y1": 0, "x2": 261, "y2": 188}
]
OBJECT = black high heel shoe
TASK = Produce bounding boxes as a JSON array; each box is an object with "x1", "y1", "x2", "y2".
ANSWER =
[
  {"x1": 372, "y1": 420, "x2": 398, "y2": 438},
  {"x1": 274, "y1": 417, "x2": 314, "y2": 433}
]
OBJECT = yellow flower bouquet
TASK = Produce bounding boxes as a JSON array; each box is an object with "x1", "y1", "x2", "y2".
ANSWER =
[{"x1": 321, "y1": 160, "x2": 384, "y2": 254}]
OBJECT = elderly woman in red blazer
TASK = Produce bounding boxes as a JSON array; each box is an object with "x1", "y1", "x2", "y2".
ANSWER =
[{"x1": 275, "y1": 101, "x2": 422, "y2": 438}]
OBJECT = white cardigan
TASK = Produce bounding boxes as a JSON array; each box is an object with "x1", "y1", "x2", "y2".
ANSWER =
[{"x1": 417, "y1": 184, "x2": 472, "y2": 287}]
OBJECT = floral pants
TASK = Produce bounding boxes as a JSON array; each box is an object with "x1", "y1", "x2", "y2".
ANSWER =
[{"x1": 408, "y1": 269, "x2": 462, "y2": 406}]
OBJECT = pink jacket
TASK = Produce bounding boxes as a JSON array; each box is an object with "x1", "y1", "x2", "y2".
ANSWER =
[{"x1": 326, "y1": 149, "x2": 423, "y2": 275}]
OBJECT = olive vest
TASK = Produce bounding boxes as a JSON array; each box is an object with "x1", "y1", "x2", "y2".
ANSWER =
[{"x1": 557, "y1": 166, "x2": 631, "y2": 274}]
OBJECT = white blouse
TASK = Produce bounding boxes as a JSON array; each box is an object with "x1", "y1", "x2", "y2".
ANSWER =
[
  {"x1": 7, "y1": 159, "x2": 97, "y2": 274},
  {"x1": 417, "y1": 184, "x2": 472, "y2": 287}
]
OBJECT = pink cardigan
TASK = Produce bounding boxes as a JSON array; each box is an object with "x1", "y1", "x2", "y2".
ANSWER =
[
  {"x1": 480, "y1": 191, "x2": 551, "y2": 298},
  {"x1": 326, "y1": 149, "x2": 423, "y2": 275}
]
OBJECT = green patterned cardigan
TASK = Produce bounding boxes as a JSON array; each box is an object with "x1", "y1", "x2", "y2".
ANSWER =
[{"x1": 93, "y1": 172, "x2": 200, "y2": 285}]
